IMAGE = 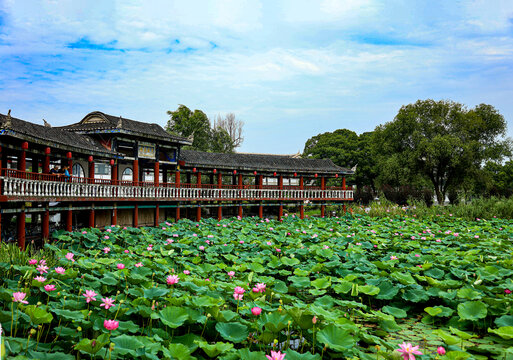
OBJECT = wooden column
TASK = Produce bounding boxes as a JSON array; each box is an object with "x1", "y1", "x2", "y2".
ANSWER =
[
  {"x1": 17, "y1": 209, "x2": 26, "y2": 249},
  {"x1": 133, "y1": 204, "x2": 139, "y2": 227},
  {"x1": 320, "y1": 176, "x2": 326, "y2": 218},
  {"x1": 42, "y1": 206, "x2": 50, "y2": 241},
  {"x1": 342, "y1": 177, "x2": 347, "y2": 213},
  {"x1": 112, "y1": 204, "x2": 117, "y2": 226},
  {"x1": 154, "y1": 161, "x2": 160, "y2": 226},
  {"x1": 238, "y1": 173, "x2": 243, "y2": 218},
  {"x1": 196, "y1": 171, "x2": 202, "y2": 222},
  {"x1": 300, "y1": 175, "x2": 304, "y2": 219},
  {"x1": 133, "y1": 159, "x2": 139, "y2": 185},
  {"x1": 19, "y1": 142, "x2": 28, "y2": 176},
  {"x1": 66, "y1": 152, "x2": 73, "y2": 174},
  {"x1": 217, "y1": 172, "x2": 223, "y2": 221},
  {"x1": 278, "y1": 175, "x2": 283, "y2": 221},
  {"x1": 66, "y1": 206, "x2": 72, "y2": 232},
  {"x1": 258, "y1": 175, "x2": 263, "y2": 218},
  {"x1": 111, "y1": 161, "x2": 118, "y2": 185},
  {"x1": 89, "y1": 206, "x2": 95, "y2": 228},
  {"x1": 175, "y1": 171, "x2": 181, "y2": 221},
  {"x1": 88, "y1": 157, "x2": 95, "y2": 184},
  {"x1": 44, "y1": 147, "x2": 51, "y2": 174}
]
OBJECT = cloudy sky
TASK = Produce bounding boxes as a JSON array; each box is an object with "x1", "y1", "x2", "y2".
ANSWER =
[{"x1": 1, "y1": 0, "x2": 513, "y2": 153}]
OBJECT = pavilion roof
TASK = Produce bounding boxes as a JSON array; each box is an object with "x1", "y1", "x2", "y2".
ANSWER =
[
  {"x1": 0, "y1": 113, "x2": 117, "y2": 157},
  {"x1": 180, "y1": 150, "x2": 353, "y2": 175},
  {"x1": 59, "y1": 111, "x2": 191, "y2": 145}
]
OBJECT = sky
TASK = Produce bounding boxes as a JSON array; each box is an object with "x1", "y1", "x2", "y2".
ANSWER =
[{"x1": 1, "y1": 0, "x2": 513, "y2": 154}]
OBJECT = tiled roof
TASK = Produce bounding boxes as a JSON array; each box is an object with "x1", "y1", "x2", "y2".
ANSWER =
[
  {"x1": 0, "y1": 113, "x2": 116, "y2": 156},
  {"x1": 180, "y1": 150, "x2": 353, "y2": 174},
  {"x1": 59, "y1": 111, "x2": 191, "y2": 145}
]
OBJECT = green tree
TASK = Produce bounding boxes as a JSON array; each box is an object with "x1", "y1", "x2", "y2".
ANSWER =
[
  {"x1": 211, "y1": 126, "x2": 235, "y2": 153},
  {"x1": 302, "y1": 129, "x2": 378, "y2": 188},
  {"x1": 166, "y1": 105, "x2": 212, "y2": 152},
  {"x1": 374, "y1": 99, "x2": 510, "y2": 204}
]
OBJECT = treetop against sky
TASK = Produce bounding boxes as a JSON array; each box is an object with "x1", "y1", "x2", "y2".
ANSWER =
[{"x1": 1, "y1": 0, "x2": 513, "y2": 153}]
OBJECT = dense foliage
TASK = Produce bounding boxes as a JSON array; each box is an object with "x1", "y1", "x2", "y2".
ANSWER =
[{"x1": 1, "y1": 215, "x2": 512, "y2": 359}]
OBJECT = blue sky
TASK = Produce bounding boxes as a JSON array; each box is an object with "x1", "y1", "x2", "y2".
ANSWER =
[{"x1": 1, "y1": 0, "x2": 513, "y2": 154}]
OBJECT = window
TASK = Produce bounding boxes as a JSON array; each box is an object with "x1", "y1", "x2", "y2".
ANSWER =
[
  {"x1": 122, "y1": 167, "x2": 133, "y2": 181},
  {"x1": 72, "y1": 163, "x2": 85, "y2": 177}
]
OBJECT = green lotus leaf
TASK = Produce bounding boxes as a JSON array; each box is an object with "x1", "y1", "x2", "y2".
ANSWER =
[
  {"x1": 288, "y1": 276, "x2": 311, "y2": 288},
  {"x1": 27, "y1": 351, "x2": 74, "y2": 360},
  {"x1": 449, "y1": 327, "x2": 475, "y2": 340},
  {"x1": 52, "y1": 308, "x2": 85, "y2": 321},
  {"x1": 391, "y1": 272, "x2": 416, "y2": 285},
  {"x1": 433, "y1": 329, "x2": 461, "y2": 345},
  {"x1": 75, "y1": 333, "x2": 110, "y2": 354},
  {"x1": 260, "y1": 312, "x2": 293, "y2": 333},
  {"x1": 382, "y1": 306, "x2": 407, "y2": 318},
  {"x1": 143, "y1": 287, "x2": 170, "y2": 299},
  {"x1": 376, "y1": 280, "x2": 399, "y2": 300},
  {"x1": 197, "y1": 341, "x2": 234, "y2": 358},
  {"x1": 444, "y1": 351, "x2": 472, "y2": 360},
  {"x1": 457, "y1": 288, "x2": 482, "y2": 300},
  {"x1": 111, "y1": 334, "x2": 144, "y2": 356},
  {"x1": 24, "y1": 305, "x2": 53, "y2": 325},
  {"x1": 281, "y1": 257, "x2": 300, "y2": 266},
  {"x1": 424, "y1": 307, "x2": 443, "y2": 317},
  {"x1": 488, "y1": 326, "x2": 513, "y2": 340},
  {"x1": 284, "y1": 349, "x2": 321, "y2": 360},
  {"x1": 238, "y1": 349, "x2": 267, "y2": 360},
  {"x1": 159, "y1": 306, "x2": 189, "y2": 328},
  {"x1": 457, "y1": 301, "x2": 487, "y2": 321},
  {"x1": 167, "y1": 343, "x2": 193, "y2": 360},
  {"x1": 316, "y1": 324, "x2": 355, "y2": 352},
  {"x1": 192, "y1": 295, "x2": 223, "y2": 307},
  {"x1": 495, "y1": 315, "x2": 513, "y2": 327},
  {"x1": 359, "y1": 285, "x2": 380, "y2": 296},
  {"x1": 215, "y1": 322, "x2": 249, "y2": 343}
]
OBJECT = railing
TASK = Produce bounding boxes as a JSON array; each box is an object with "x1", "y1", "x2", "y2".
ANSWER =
[{"x1": 0, "y1": 169, "x2": 354, "y2": 201}]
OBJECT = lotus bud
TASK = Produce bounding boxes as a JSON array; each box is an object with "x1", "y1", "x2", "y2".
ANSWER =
[
  {"x1": 37, "y1": 301, "x2": 42, "y2": 306},
  {"x1": 88, "y1": 311, "x2": 92, "y2": 316},
  {"x1": 91, "y1": 340, "x2": 96, "y2": 347},
  {"x1": 77, "y1": 327, "x2": 82, "y2": 332},
  {"x1": 110, "y1": 343, "x2": 115, "y2": 350},
  {"x1": 207, "y1": 313, "x2": 212, "y2": 318},
  {"x1": 30, "y1": 328, "x2": 37, "y2": 336},
  {"x1": 116, "y1": 290, "x2": 120, "y2": 295},
  {"x1": 120, "y1": 300, "x2": 124, "y2": 304}
]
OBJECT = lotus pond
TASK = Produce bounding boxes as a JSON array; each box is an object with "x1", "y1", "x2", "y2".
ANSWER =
[{"x1": 1, "y1": 214, "x2": 513, "y2": 359}]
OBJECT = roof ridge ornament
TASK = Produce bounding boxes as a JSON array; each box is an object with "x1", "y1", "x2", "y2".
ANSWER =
[
  {"x1": 117, "y1": 116, "x2": 123, "y2": 128},
  {"x1": 2, "y1": 109, "x2": 12, "y2": 128},
  {"x1": 43, "y1": 118, "x2": 52, "y2": 127}
]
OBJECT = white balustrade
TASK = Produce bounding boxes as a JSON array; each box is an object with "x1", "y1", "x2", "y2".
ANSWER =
[{"x1": 0, "y1": 177, "x2": 353, "y2": 201}]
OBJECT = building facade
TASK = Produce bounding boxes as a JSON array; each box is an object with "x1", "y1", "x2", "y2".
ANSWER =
[{"x1": 0, "y1": 111, "x2": 354, "y2": 248}]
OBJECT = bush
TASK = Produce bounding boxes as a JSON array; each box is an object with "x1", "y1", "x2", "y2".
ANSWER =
[{"x1": 354, "y1": 186, "x2": 374, "y2": 205}]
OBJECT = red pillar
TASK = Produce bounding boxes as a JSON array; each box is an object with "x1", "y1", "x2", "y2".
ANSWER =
[
  {"x1": 43, "y1": 147, "x2": 50, "y2": 174},
  {"x1": 111, "y1": 161, "x2": 118, "y2": 185},
  {"x1": 134, "y1": 204, "x2": 139, "y2": 227},
  {"x1": 88, "y1": 157, "x2": 95, "y2": 184},
  {"x1": 42, "y1": 207, "x2": 50, "y2": 241},
  {"x1": 196, "y1": 172, "x2": 202, "y2": 222},
  {"x1": 217, "y1": 172, "x2": 223, "y2": 221},
  {"x1": 112, "y1": 204, "x2": 117, "y2": 226},
  {"x1": 258, "y1": 175, "x2": 263, "y2": 218},
  {"x1": 155, "y1": 205, "x2": 160, "y2": 226},
  {"x1": 17, "y1": 210, "x2": 26, "y2": 249},
  {"x1": 133, "y1": 159, "x2": 139, "y2": 185},
  {"x1": 89, "y1": 208, "x2": 95, "y2": 228},
  {"x1": 278, "y1": 175, "x2": 283, "y2": 221},
  {"x1": 19, "y1": 142, "x2": 28, "y2": 177},
  {"x1": 175, "y1": 171, "x2": 181, "y2": 221},
  {"x1": 66, "y1": 207, "x2": 72, "y2": 232},
  {"x1": 300, "y1": 175, "x2": 304, "y2": 219},
  {"x1": 342, "y1": 177, "x2": 347, "y2": 214},
  {"x1": 320, "y1": 176, "x2": 326, "y2": 218},
  {"x1": 67, "y1": 152, "x2": 73, "y2": 175},
  {"x1": 238, "y1": 173, "x2": 243, "y2": 218}
]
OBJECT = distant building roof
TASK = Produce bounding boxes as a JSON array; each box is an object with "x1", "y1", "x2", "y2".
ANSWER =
[
  {"x1": 180, "y1": 150, "x2": 353, "y2": 175},
  {"x1": 59, "y1": 111, "x2": 191, "y2": 145},
  {"x1": 0, "y1": 112, "x2": 117, "y2": 156}
]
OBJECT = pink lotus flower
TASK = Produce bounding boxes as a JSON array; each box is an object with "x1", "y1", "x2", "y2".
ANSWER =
[
  {"x1": 13, "y1": 291, "x2": 29, "y2": 304},
  {"x1": 83, "y1": 290, "x2": 97, "y2": 303},
  {"x1": 414, "y1": 254, "x2": 420, "y2": 257},
  {"x1": 397, "y1": 342, "x2": 423, "y2": 360},
  {"x1": 117, "y1": 263, "x2": 125, "y2": 270},
  {"x1": 166, "y1": 275, "x2": 179, "y2": 285},
  {"x1": 44, "y1": 284, "x2": 56, "y2": 292},
  {"x1": 106, "y1": 228, "x2": 111, "y2": 233},
  {"x1": 39, "y1": 259, "x2": 46, "y2": 265},
  {"x1": 234, "y1": 286, "x2": 245, "y2": 295},
  {"x1": 37, "y1": 264, "x2": 49, "y2": 274},
  {"x1": 505, "y1": 289, "x2": 512, "y2": 294},
  {"x1": 276, "y1": 248, "x2": 281, "y2": 253},
  {"x1": 207, "y1": 235, "x2": 214, "y2": 238},
  {"x1": 251, "y1": 307, "x2": 262, "y2": 316},
  {"x1": 82, "y1": 230, "x2": 87, "y2": 234},
  {"x1": 104, "y1": 319, "x2": 119, "y2": 331},
  {"x1": 356, "y1": 242, "x2": 362, "y2": 246},
  {"x1": 166, "y1": 239, "x2": 173, "y2": 244},
  {"x1": 65, "y1": 252, "x2": 75, "y2": 262},
  {"x1": 437, "y1": 347, "x2": 446, "y2": 355},
  {"x1": 233, "y1": 293, "x2": 243, "y2": 300},
  {"x1": 183, "y1": 270, "x2": 190, "y2": 275},
  {"x1": 29, "y1": 259, "x2": 38, "y2": 265},
  {"x1": 34, "y1": 276, "x2": 46, "y2": 282},
  {"x1": 135, "y1": 262, "x2": 143, "y2": 268},
  {"x1": 390, "y1": 256, "x2": 398, "y2": 260},
  {"x1": 312, "y1": 316, "x2": 317, "y2": 324},
  {"x1": 266, "y1": 350, "x2": 286, "y2": 360},
  {"x1": 124, "y1": 250, "x2": 130, "y2": 253},
  {"x1": 266, "y1": 241, "x2": 272, "y2": 245},
  {"x1": 227, "y1": 271, "x2": 235, "y2": 278},
  {"x1": 147, "y1": 246, "x2": 153, "y2": 251},
  {"x1": 253, "y1": 283, "x2": 266, "y2": 293},
  {"x1": 55, "y1": 267, "x2": 66, "y2": 274},
  {"x1": 173, "y1": 234, "x2": 179, "y2": 237},
  {"x1": 104, "y1": 235, "x2": 109, "y2": 240},
  {"x1": 199, "y1": 246, "x2": 205, "y2": 251},
  {"x1": 103, "y1": 247, "x2": 111, "y2": 254},
  {"x1": 100, "y1": 297, "x2": 115, "y2": 309}
]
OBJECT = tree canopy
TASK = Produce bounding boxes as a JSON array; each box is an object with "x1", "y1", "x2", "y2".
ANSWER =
[
  {"x1": 373, "y1": 99, "x2": 511, "y2": 204},
  {"x1": 166, "y1": 105, "x2": 243, "y2": 153}
]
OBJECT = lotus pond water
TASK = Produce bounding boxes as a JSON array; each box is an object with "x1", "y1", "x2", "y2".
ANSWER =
[{"x1": 1, "y1": 214, "x2": 512, "y2": 359}]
